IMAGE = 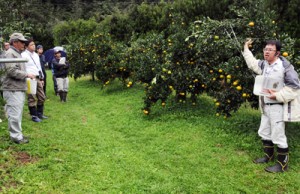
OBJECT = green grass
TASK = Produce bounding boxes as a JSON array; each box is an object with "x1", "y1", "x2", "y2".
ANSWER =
[{"x1": 1, "y1": 71, "x2": 300, "y2": 193}]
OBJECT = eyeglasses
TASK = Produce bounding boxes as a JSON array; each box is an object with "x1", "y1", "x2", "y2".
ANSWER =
[{"x1": 263, "y1": 48, "x2": 276, "y2": 52}]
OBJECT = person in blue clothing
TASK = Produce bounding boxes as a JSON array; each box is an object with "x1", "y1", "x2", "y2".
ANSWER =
[{"x1": 52, "y1": 49, "x2": 70, "y2": 102}]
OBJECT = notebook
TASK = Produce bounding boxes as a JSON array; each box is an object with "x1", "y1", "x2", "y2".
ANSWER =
[
  {"x1": 253, "y1": 75, "x2": 283, "y2": 96},
  {"x1": 59, "y1": 57, "x2": 66, "y2": 64}
]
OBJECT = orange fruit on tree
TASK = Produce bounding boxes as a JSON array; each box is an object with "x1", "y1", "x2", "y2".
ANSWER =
[
  {"x1": 282, "y1": 52, "x2": 288, "y2": 57},
  {"x1": 248, "y1": 22, "x2": 255, "y2": 27}
]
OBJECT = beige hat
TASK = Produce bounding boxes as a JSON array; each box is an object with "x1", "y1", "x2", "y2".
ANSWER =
[{"x1": 9, "y1": 32, "x2": 28, "y2": 42}]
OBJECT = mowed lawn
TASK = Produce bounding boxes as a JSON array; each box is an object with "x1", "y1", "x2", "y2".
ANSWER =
[{"x1": 1, "y1": 72, "x2": 300, "y2": 193}]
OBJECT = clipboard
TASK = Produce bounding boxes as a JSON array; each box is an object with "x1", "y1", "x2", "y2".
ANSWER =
[{"x1": 253, "y1": 75, "x2": 283, "y2": 96}]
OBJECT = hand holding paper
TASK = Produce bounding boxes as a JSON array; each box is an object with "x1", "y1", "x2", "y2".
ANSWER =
[
  {"x1": 253, "y1": 75, "x2": 283, "y2": 96},
  {"x1": 266, "y1": 89, "x2": 277, "y2": 100}
]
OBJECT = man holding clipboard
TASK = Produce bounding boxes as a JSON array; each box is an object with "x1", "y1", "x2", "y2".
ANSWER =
[{"x1": 243, "y1": 39, "x2": 300, "y2": 173}]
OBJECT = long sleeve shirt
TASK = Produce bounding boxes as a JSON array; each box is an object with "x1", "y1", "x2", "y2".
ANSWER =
[{"x1": 21, "y1": 49, "x2": 44, "y2": 79}]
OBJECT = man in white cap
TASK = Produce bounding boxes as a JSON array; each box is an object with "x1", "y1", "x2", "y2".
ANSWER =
[{"x1": 1, "y1": 32, "x2": 35, "y2": 144}]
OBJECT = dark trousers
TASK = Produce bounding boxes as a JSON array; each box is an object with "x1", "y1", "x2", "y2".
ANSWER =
[
  {"x1": 43, "y1": 73, "x2": 47, "y2": 96},
  {"x1": 53, "y1": 75, "x2": 57, "y2": 94}
]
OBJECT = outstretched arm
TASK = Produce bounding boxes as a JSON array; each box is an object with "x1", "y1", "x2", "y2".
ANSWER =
[{"x1": 242, "y1": 39, "x2": 262, "y2": 75}]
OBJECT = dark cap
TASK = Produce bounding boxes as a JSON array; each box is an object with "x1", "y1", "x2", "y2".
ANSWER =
[{"x1": 37, "y1": 45, "x2": 43, "y2": 49}]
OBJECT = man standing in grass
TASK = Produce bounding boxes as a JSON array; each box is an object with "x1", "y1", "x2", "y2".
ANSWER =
[
  {"x1": 22, "y1": 39, "x2": 48, "y2": 122},
  {"x1": 36, "y1": 45, "x2": 47, "y2": 96},
  {"x1": 52, "y1": 49, "x2": 69, "y2": 102},
  {"x1": 2, "y1": 33, "x2": 36, "y2": 144},
  {"x1": 243, "y1": 39, "x2": 300, "y2": 173}
]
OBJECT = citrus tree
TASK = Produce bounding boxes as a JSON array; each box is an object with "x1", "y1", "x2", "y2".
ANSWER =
[
  {"x1": 95, "y1": 42, "x2": 132, "y2": 87},
  {"x1": 64, "y1": 0, "x2": 299, "y2": 118},
  {"x1": 139, "y1": 1, "x2": 299, "y2": 116}
]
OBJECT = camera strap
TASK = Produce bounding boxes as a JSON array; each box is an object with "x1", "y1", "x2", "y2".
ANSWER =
[{"x1": 29, "y1": 54, "x2": 44, "y2": 79}]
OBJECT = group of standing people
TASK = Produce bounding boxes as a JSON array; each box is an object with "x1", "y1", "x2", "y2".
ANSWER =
[{"x1": 1, "y1": 32, "x2": 70, "y2": 144}]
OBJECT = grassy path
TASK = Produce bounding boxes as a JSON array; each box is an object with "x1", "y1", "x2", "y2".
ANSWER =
[{"x1": 1, "y1": 73, "x2": 300, "y2": 193}]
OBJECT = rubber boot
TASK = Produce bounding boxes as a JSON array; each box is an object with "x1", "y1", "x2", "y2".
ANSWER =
[
  {"x1": 29, "y1": 106, "x2": 41, "y2": 122},
  {"x1": 59, "y1": 91, "x2": 64, "y2": 102},
  {"x1": 265, "y1": 147, "x2": 289, "y2": 173},
  {"x1": 253, "y1": 140, "x2": 274, "y2": 164},
  {"x1": 37, "y1": 104, "x2": 48, "y2": 119},
  {"x1": 63, "y1": 92, "x2": 68, "y2": 102}
]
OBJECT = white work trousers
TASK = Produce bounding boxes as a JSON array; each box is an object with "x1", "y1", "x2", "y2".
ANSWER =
[
  {"x1": 258, "y1": 104, "x2": 288, "y2": 148},
  {"x1": 3, "y1": 91, "x2": 26, "y2": 140},
  {"x1": 56, "y1": 77, "x2": 69, "y2": 92}
]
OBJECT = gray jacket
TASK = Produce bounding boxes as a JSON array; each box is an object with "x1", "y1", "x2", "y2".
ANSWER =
[
  {"x1": 243, "y1": 49, "x2": 300, "y2": 121},
  {"x1": 259, "y1": 56, "x2": 300, "y2": 89},
  {"x1": 1, "y1": 47, "x2": 28, "y2": 91}
]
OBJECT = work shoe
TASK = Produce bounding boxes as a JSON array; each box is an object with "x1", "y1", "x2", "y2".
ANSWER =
[
  {"x1": 32, "y1": 116, "x2": 42, "y2": 122},
  {"x1": 11, "y1": 136, "x2": 29, "y2": 144}
]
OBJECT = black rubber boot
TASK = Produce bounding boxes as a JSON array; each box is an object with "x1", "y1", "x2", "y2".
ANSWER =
[
  {"x1": 59, "y1": 91, "x2": 64, "y2": 102},
  {"x1": 29, "y1": 106, "x2": 42, "y2": 122},
  {"x1": 253, "y1": 140, "x2": 274, "y2": 164},
  {"x1": 63, "y1": 92, "x2": 68, "y2": 102},
  {"x1": 265, "y1": 147, "x2": 289, "y2": 173},
  {"x1": 29, "y1": 106, "x2": 37, "y2": 116},
  {"x1": 37, "y1": 104, "x2": 48, "y2": 119}
]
